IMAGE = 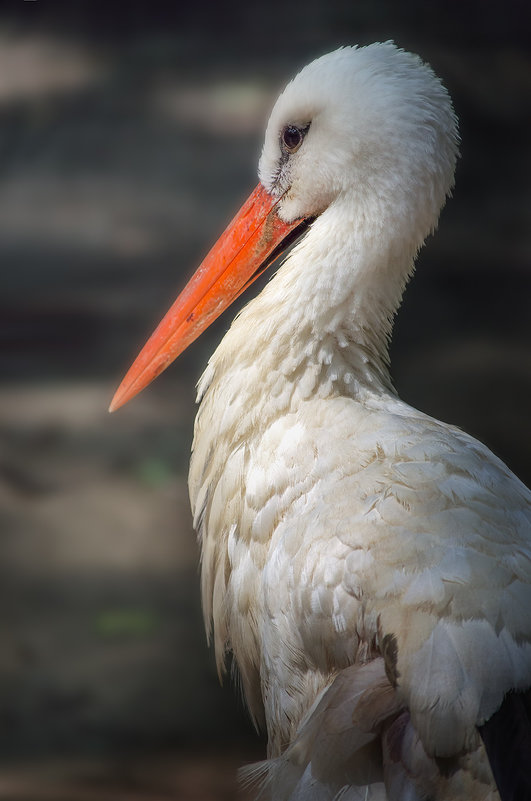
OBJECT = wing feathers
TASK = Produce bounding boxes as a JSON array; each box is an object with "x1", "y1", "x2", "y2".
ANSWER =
[{"x1": 241, "y1": 659, "x2": 395, "y2": 800}]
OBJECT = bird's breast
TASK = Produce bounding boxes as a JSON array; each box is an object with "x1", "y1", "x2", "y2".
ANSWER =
[{"x1": 189, "y1": 367, "x2": 397, "y2": 742}]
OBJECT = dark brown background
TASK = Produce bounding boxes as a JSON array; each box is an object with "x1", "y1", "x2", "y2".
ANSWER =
[{"x1": 1, "y1": 1, "x2": 530, "y2": 798}]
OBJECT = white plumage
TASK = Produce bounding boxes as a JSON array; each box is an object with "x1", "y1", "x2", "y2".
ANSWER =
[{"x1": 113, "y1": 43, "x2": 531, "y2": 800}]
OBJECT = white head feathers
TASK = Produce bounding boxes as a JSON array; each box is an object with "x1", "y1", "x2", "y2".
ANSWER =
[{"x1": 259, "y1": 43, "x2": 458, "y2": 248}]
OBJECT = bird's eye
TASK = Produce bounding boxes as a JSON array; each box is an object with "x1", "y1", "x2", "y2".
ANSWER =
[{"x1": 281, "y1": 124, "x2": 308, "y2": 154}]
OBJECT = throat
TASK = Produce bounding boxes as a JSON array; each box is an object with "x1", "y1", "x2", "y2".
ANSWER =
[
  {"x1": 199, "y1": 206, "x2": 417, "y2": 410},
  {"x1": 204, "y1": 282, "x2": 396, "y2": 415},
  {"x1": 244, "y1": 258, "x2": 411, "y2": 398}
]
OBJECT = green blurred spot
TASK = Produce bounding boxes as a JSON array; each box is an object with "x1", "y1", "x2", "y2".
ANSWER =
[
  {"x1": 94, "y1": 609, "x2": 159, "y2": 637},
  {"x1": 136, "y1": 457, "x2": 173, "y2": 487}
]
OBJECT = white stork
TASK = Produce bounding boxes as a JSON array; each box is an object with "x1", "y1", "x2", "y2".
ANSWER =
[{"x1": 111, "y1": 43, "x2": 531, "y2": 800}]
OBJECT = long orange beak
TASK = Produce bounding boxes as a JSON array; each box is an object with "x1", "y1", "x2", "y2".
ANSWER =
[{"x1": 109, "y1": 183, "x2": 308, "y2": 412}]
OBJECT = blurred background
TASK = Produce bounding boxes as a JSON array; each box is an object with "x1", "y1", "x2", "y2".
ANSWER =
[{"x1": 0, "y1": 1, "x2": 530, "y2": 798}]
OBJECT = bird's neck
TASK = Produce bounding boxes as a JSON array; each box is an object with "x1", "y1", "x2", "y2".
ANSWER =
[{"x1": 198, "y1": 199, "x2": 419, "y2": 412}]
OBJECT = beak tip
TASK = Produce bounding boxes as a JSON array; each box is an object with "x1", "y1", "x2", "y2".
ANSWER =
[{"x1": 108, "y1": 388, "x2": 127, "y2": 414}]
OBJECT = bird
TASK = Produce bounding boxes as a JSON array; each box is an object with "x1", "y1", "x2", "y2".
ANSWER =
[{"x1": 110, "y1": 43, "x2": 531, "y2": 800}]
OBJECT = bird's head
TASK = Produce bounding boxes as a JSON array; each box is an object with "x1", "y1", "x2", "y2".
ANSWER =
[
  {"x1": 259, "y1": 43, "x2": 458, "y2": 239},
  {"x1": 110, "y1": 43, "x2": 458, "y2": 412}
]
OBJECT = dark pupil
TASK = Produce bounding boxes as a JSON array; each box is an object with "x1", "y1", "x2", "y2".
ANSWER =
[{"x1": 283, "y1": 126, "x2": 302, "y2": 150}]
